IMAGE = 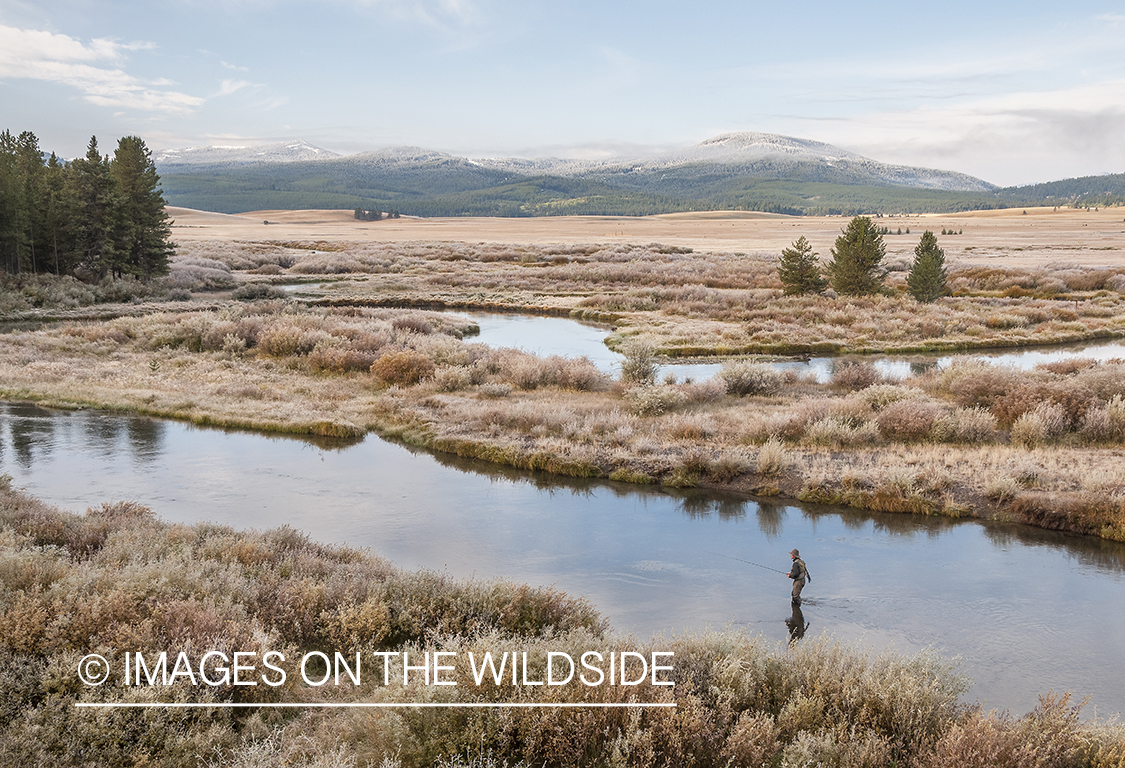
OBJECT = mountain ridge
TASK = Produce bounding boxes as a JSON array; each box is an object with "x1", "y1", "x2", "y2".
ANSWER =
[
  {"x1": 156, "y1": 131, "x2": 994, "y2": 193},
  {"x1": 153, "y1": 132, "x2": 1122, "y2": 216}
]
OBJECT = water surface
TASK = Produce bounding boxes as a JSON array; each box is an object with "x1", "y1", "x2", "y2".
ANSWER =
[
  {"x1": 2, "y1": 402, "x2": 1123, "y2": 717},
  {"x1": 464, "y1": 311, "x2": 1125, "y2": 383}
]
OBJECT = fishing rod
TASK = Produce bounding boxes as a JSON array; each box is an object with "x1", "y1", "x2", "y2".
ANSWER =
[{"x1": 706, "y1": 551, "x2": 788, "y2": 575}]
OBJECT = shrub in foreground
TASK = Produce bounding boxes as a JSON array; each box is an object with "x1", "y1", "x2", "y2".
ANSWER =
[
  {"x1": 373, "y1": 350, "x2": 436, "y2": 385},
  {"x1": 719, "y1": 360, "x2": 785, "y2": 396},
  {"x1": 830, "y1": 362, "x2": 882, "y2": 391},
  {"x1": 619, "y1": 338, "x2": 658, "y2": 385}
]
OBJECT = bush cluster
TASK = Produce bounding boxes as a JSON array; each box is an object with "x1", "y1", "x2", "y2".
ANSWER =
[{"x1": 936, "y1": 358, "x2": 1125, "y2": 446}]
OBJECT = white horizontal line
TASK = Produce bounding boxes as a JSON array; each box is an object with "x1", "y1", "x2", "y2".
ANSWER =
[{"x1": 75, "y1": 702, "x2": 676, "y2": 709}]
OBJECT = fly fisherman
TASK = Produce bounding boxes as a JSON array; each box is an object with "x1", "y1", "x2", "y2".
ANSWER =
[{"x1": 787, "y1": 549, "x2": 810, "y2": 606}]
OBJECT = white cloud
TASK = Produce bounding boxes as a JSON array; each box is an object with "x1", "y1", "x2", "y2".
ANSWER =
[
  {"x1": 0, "y1": 24, "x2": 203, "y2": 114},
  {"x1": 818, "y1": 80, "x2": 1125, "y2": 185},
  {"x1": 215, "y1": 78, "x2": 254, "y2": 97}
]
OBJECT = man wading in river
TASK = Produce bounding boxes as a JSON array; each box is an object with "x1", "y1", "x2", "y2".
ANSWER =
[{"x1": 787, "y1": 549, "x2": 810, "y2": 606}]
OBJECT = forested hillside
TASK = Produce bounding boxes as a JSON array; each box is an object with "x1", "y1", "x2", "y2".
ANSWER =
[
  {"x1": 997, "y1": 172, "x2": 1125, "y2": 208},
  {"x1": 155, "y1": 134, "x2": 1122, "y2": 216}
]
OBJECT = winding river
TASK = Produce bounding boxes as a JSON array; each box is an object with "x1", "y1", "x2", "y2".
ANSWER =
[{"x1": 2, "y1": 395, "x2": 1124, "y2": 718}]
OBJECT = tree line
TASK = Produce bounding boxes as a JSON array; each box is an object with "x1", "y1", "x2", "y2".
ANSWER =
[
  {"x1": 778, "y1": 216, "x2": 948, "y2": 302},
  {"x1": 0, "y1": 130, "x2": 173, "y2": 280}
]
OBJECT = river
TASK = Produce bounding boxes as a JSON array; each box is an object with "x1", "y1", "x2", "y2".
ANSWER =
[
  {"x1": 463, "y1": 311, "x2": 1125, "y2": 383},
  {"x1": 2, "y1": 400, "x2": 1123, "y2": 717}
]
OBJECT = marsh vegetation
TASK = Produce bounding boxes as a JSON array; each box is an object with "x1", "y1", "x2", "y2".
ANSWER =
[
  {"x1": 3, "y1": 229, "x2": 1125, "y2": 538},
  {"x1": 0, "y1": 288, "x2": 1123, "y2": 541},
  {"x1": 3, "y1": 218, "x2": 1125, "y2": 764}
]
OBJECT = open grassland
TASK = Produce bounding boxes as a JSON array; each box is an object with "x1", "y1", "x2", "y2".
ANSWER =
[
  {"x1": 1, "y1": 299, "x2": 1124, "y2": 540},
  {"x1": 2, "y1": 482, "x2": 1124, "y2": 768},
  {"x1": 168, "y1": 206, "x2": 1125, "y2": 270}
]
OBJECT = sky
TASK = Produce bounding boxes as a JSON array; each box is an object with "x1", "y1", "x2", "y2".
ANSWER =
[{"x1": 2, "y1": 0, "x2": 1124, "y2": 187}]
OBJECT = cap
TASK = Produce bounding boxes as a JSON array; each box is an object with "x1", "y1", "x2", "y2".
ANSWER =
[{"x1": 789, "y1": 549, "x2": 800, "y2": 557}]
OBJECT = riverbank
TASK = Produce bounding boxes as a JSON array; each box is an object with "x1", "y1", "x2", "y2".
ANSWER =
[
  {"x1": 0, "y1": 299, "x2": 1123, "y2": 541},
  {"x1": 2, "y1": 480, "x2": 1124, "y2": 767}
]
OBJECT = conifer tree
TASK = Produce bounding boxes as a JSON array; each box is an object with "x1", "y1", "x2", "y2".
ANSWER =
[
  {"x1": 825, "y1": 216, "x2": 886, "y2": 296},
  {"x1": 110, "y1": 135, "x2": 173, "y2": 279},
  {"x1": 0, "y1": 130, "x2": 21, "y2": 273},
  {"x1": 0, "y1": 130, "x2": 52, "y2": 274},
  {"x1": 907, "y1": 230, "x2": 948, "y2": 303},
  {"x1": 777, "y1": 235, "x2": 828, "y2": 295},
  {"x1": 64, "y1": 136, "x2": 121, "y2": 279},
  {"x1": 1, "y1": 130, "x2": 176, "y2": 279}
]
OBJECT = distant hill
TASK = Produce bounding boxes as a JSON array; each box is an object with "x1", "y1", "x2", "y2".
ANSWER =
[
  {"x1": 996, "y1": 172, "x2": 1125, "y2": 208},
  {"x1": 154, "y1": 132, "x2": 1116, "y2": 216}
]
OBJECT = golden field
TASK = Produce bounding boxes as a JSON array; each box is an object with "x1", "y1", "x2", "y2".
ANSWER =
[{"x1": 170, "y1": 205, "x2": 1125, "y2": 268}]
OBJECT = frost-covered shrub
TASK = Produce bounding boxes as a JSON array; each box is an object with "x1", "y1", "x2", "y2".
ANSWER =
[
  {"x1": 876, "y1": 399, "x2": 943, "y2": 442},
  {"x1": 1011, "y1": 402, "x2": 1070, "y2": 448},
  {"x1": 930, "y1": 407, "x2": 997, "y2": 443},
  {"x1": 720, "y1": 361, "x2": 785, "y2": 396},
  {"x1": 830, "y1": 362, "x2": 882, "y2": 391},
  {"x1": 372, "y1": 350, "x2": 435, "y2": 385},
  {"x1": 624, "y1": 385, "x2": 685, "y2": 416}
]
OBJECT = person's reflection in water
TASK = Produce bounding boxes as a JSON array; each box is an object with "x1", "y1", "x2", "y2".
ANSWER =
[{"x1": 785, "y1": 603, "x2": 810, "y2": 643}]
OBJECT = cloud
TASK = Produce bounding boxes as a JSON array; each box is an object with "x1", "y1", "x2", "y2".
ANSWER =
[
  {"x1": 215, "y1": 78, "x2": 254, "y2": 97},
  {"x1": 338, "y1": 0, "x2": 478, "y2": 28},
  {"x1": 0, "y1": 24, "x2": 204, "y2": 114},
  {"x1": 816, "y1": 80, "x2": 1125, "y2": 185}
]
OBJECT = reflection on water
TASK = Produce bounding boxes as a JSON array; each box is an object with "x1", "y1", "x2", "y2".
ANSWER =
[
  {"x1": 786, "y1": 603, "x2": 809, "y2": 642},
  {"x1": 464, "y1": 311, "x2": 1125, "y2": 384},
  {"x1": 1, "y1": 402, "x2": 1124, "y2": 717},
  {"x1": 465, "y1": 312, "x2": 624, "y2": 374}
]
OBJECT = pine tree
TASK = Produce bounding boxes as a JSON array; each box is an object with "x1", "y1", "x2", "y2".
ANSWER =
[
  {"x1": 907, "y1": 230, "x2": 948, "y2": 303},
  {"x1": 825, "y1": 216, "x2": 886, "y2": 296},
  {"x1": 64, "y1": 136, "x2": 121, "y2": 279},
  {"x1": 0, "y1": 130, "x2": 20, "y2": 273},
  {"x1": 777, "y1": 235, "x2": 828, "y2": 295},
  {"x1": 110, "y1": 135, "x2": 173, "y2": 279},
  {"x1": 41, "y1": 153, "x2": 68, "y2": 274}
]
